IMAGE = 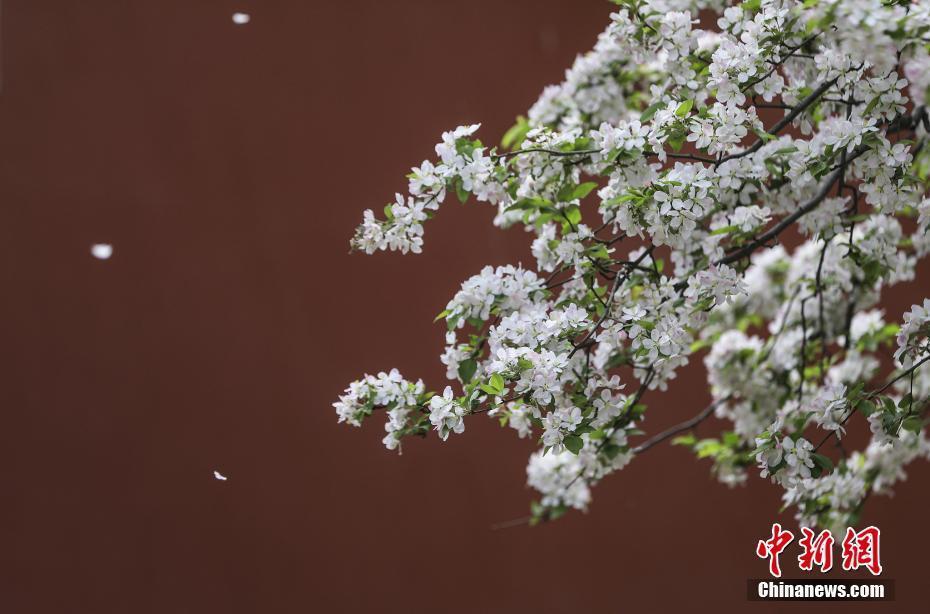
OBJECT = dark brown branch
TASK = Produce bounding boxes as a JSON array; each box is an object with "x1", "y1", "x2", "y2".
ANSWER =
[
  {"x1": 632, "y1": 397, "x2": 726, "y2": 454},
  {"x1": 716, "y1": 146, "x2": 866, "y2": 265},
  {"x1": 813, "y1": 353, "x2": 930, "y2": 452},
  {"x1": 716, "y1": 77, "x2": 839, "y2": 167},
  {"x1": 569, "y1": 247, "x2": 654, "y2": 358},
  {"x1": 741, "y1": 32, "x2": 823, "y2": 93},
  {"x1": 492, "y1": 148, "x2": 599, "y2": 160}
]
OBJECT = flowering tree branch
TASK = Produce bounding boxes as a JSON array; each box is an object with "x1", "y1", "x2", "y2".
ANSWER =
[{"x1": 334, "y1": 0, "x2": 930, "y2": 528}]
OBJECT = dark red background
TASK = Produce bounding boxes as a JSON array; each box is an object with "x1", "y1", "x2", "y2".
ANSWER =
[{"x1": 2, "y1": 1, "x2": 928, "y2": 612}]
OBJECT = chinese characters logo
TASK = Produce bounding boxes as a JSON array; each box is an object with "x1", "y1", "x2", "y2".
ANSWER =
[{"x1": 756, "y1": 524, "x2": 882, "y2": 577}]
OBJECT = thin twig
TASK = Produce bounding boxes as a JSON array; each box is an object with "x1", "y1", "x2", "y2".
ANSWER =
[
  {"x1": 716, "y1": 77, "x2": 838, "y2": 167},
  {"x1": 492, "y1": 148, "x2": 599, "y2": 160},
  {"x1": 814, "y1": 354, "x2": 930, "y2": 451},
  {"x1": 569, "y1": 247, "x2": 654, "y2": 358},
  {"x1": 633, "y1": 397, "x2": 727, "y2": 454},
  {"x1": 717, "y1": 148, "x2": 866, "y2": 265}
]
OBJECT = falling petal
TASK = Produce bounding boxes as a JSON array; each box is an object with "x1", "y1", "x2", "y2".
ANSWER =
[
  {"x1": 232, "y1": 12, "x2": 250, "y2": 25},
  {"x1": 91, "y1": 244, "x2": 113, "y2": 260},
  {"x1": 213, "y1": 470, "x2": 227, "y2": 481}
]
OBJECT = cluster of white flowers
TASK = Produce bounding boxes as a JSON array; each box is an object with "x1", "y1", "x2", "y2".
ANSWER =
[
  {"x1": 428, "y1": 386, "x2": 466, "y2": 441},
  {"x1": 333, "y1": 369, "x2": 426, "y2": 451},
  {"x1": 863, "y1": 430, "x2": 930, "y2": 493},
  {"x1": 783, "y1": 426, "x2": 930, "y2": 532},
  {"x1": 896, "y1": 299, "x2": 930, "y2": 367},
  {"x1": 685, "y1": 264, "x2": 747, "y2": 307},
  {"x1": 783, "y1": 471, "x2": 868, "y2": 533},
  {"x1": 353, "y1": 196, "x2": 428, "y2": 255},
  {"x1": 591, "y1": 119, "x2": 651, "y2": 155},
  {"x1": 351, "y1": 125, "x2": 503, "y2": 255},
  {"x1": 526, "y1": 449, "x2": 591, "y2": 511},
  {"x1": 757, "y1": 436, "x2": 816, "y2": 483},
  {"x1": 727, "y1": 205, "x2": 772, "y2": 233},
  {"x1": 700, "y1": 220, "x2": 930, "y2": 525},
  {"x1": 688, "y1": 104, "x2": 762, "y2": 155},
  {"x1": 805, "y1": 382, "x2": 848, "y2": 432},
  {"x1": 335, "y1": 0, "x2": 930, "y2": 525},
  {"x1": 443, "y1": 265, "x2": 545, "y2": 326}
]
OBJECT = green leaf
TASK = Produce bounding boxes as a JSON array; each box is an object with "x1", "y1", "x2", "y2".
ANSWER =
[
  {"x1": 587, "y1": 244, "x2": 610, "y2": 260},
  {"x1": 695, "y1": 439, "x2": 723, "y2": 458},
  {"x1": 847, "y1": 381, "x2": 866, "y2": 401},
  {"x1": 455, "y1": 180, "x2": 470, "y2": 204},
  {"x1": 675, "y1": 99, "x2": 694, "y2": 117},
  {"x1": 571, "y1": 182, "x2": 599, "y2": 201},
  {"x1": 855, "y1": 399, "x2": 877, "y2": 416},
  {"x1": 672, "y1": 434, "x2": 696, "y2": 446},
  {"x1": 383, "y1": 204, "x2": 394, "y2": 220},
  {"x1": 882, "y1": 397, "x2": 895, "y2": 414},
  {"x1": 753, "y1": 127, "x2": 776, "y2": 142},
  {"x1": 564, "y1": 205, "x2": 582, "y2": 226},
  {"x1": 479, "y1": 384, "x2": 499, "y2": 396},
  {"x1": 811, "y1": 453, "x2": 834, "y2": 472},
  {"x1": 563, "y1": 435, "x2": 584, "y2": 455},
  {"x1": 902, "y1": 416, "x2": 923, "y2": 433},
  {"x1": 689, "y1": 338, "x2": 711, "y2": 353},
  {"x1": 490, "y1": 373, "x2": 505, "y2": 394},
  {"x1": 505, "y1": 197, "x2": 553, "y2": 213},
  {"x1": 640, "y1": 101, "x2": 664, "y2": 123},
  {"x1": 710, "y1": 225, "x2": 739, "y2": 236},
  {"x1": 501, "y1": 115, "x2": 530, "y2": 150},
  {"x1": 458, "y1": 359, "x2": 477, "y2": 384},
  {"x1": 571, "y1": 136, "x2": 593, "y2": 151}
]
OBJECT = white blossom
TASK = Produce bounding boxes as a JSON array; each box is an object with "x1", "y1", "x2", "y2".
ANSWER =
[{"x1": 428, "y1": 386, "x2": 466, "y2": 441}]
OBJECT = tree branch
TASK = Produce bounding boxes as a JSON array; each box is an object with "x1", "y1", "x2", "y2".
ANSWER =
[
  {"x1": 632, "y1": 397, "x2": 727, "y2": 454},
  {"x1": 814, "y1": 353, "x2": 930, "y2": 451},
  {"x1": 716, "y1": 146, "x2": 866, "y2": 265},
  {"x1": 492, "y1": 147, "x2": 600, "y2": 160},
  {"x1": 716, "y1": 77, "x2": 839, "y2": 167}
]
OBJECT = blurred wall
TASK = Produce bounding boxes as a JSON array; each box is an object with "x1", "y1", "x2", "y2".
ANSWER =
[{"x1": 1, "y1": 1, "x2": 928, "y2": 612}]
